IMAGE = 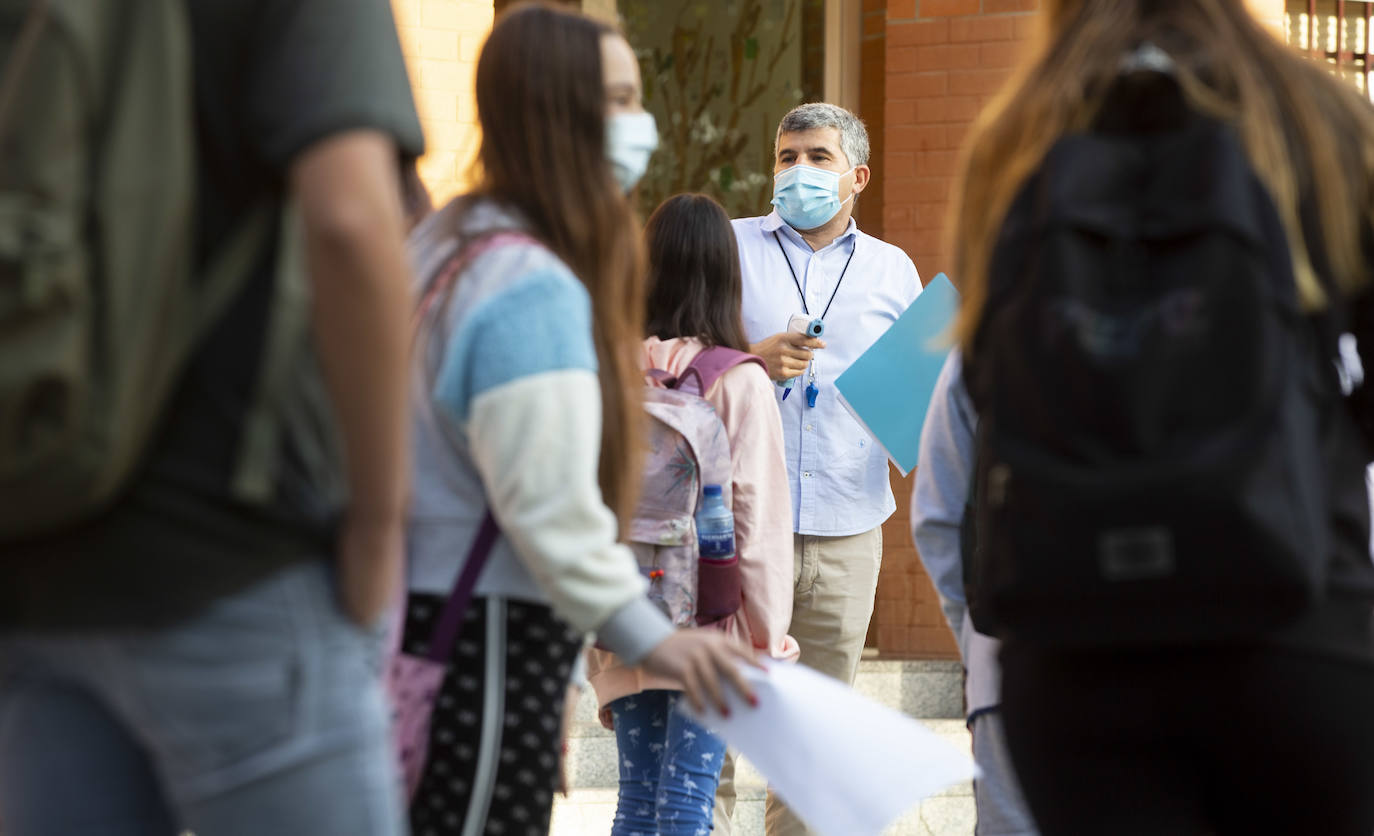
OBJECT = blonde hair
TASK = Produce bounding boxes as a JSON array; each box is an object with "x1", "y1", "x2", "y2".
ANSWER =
[{"x1": 951, "y1": 0, "x2": 1374, "y2": 347}]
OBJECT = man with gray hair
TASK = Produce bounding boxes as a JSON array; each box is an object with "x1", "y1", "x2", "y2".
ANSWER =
[{"x1": 723, "y1": 102, "x2": 923, "y2": 836}]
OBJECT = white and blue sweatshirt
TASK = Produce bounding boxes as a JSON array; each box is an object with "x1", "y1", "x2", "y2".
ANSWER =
[{"x1": 406, "y1": 198, "x2": 672, "y2": 663}]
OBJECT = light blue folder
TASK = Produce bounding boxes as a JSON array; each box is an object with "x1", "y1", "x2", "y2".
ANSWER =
[{"x1": 834, "y1": 273, "x2": 959, "y2": 476}]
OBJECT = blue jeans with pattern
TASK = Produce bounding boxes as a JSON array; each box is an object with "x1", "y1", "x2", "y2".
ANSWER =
[{"x1": 610, "y1": 689, "x2": 727, "y2": 836}]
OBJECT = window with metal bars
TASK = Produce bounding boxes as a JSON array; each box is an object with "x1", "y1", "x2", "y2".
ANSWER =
[{"x1": 1286, "y1": 0, "x2": 1374, "y2": 99}]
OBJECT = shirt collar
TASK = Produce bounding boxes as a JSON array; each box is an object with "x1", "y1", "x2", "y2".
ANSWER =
[{"x1": 762, "y1": 210, "x2": 859, "y2": 251}]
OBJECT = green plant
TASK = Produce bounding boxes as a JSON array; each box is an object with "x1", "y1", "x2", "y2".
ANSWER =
[{"x1": 623, "y1": 0, "x2": 808, "y2": 218}]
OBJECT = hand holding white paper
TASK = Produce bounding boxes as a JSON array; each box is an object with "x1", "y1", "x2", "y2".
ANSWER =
[{"x1": 681, "y1": 658, "x2": 978, "y2": 836}]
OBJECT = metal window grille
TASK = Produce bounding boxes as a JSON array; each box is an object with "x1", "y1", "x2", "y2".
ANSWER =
[{"x1": 1291, "y1": 0, "x2": 1373, "y2": 99}]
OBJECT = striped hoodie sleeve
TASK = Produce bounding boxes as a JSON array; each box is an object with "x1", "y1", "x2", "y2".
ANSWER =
[{"x1": 430, "y1": 262, "x2": 672, "y2": 662}]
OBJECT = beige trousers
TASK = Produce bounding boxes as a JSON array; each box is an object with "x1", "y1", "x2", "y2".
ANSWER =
[{"x1": 713, "y1": 526, "x2": 884, "y2": 836}]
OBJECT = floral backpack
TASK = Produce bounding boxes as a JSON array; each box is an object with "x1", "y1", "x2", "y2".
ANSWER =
[{"x1": 631, "y1": 347, "x2": 765, "y2": 627}]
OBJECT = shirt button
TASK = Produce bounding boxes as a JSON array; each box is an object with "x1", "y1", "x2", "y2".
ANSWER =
[{"x1": 805, "y1": 424, "x2": 815, "y2": 432}]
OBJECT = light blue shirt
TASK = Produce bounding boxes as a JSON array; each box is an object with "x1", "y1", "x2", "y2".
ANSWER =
[
  {"x1": 910, "y1": 350, "x2": 1003, "y2": 715},
  {"x1": 734, "y1": 211, "x2": 923, "y2": 536}
]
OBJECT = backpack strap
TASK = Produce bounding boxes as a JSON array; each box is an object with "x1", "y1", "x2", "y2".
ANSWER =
[
  {"x1": 415, "y1": 231, "x2": 540, "y2": 327},
  {"x1": 411, "y1": 237, "x2": 537, "y2": 657},
  {"x1": 0, "y1": 0, "x2": 50, "y2": 136},
  {"x1": 426, "y1": 510, "x2": 500, "y2": 663},
  {"x1": 414, "y1": 230, "x2": 543, "y2": 460},
  {"x1": 674, "y1": 346, "x2": 767, "y2": 396},
  {"x1": 231, "y1": 205, "x2": 308, "y2": 500},
  {"x1": 197, "y1": 203, "x2": 276, "y2": 336},
  {"x1": 1296, "y1": 193, "x2": 1358, "y2": 407}
]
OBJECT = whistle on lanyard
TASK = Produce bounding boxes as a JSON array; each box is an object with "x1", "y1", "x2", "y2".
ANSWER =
[{"x1": 779, "y1": 313, "x2": 825, "y2": 402}]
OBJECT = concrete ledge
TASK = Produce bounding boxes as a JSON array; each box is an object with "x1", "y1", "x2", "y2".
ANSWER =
[
  {"x1": 565, "y1": 717, "x2": 972, "y2": 797},
  {"x1": 852, "y1": 660, "x2": 963, "y2": 720},
  {"x1": 572, "y1": 658, "x2": 964, "y2": 739},
  {"x1": 558, "y1": 657, "x2": 972, "y2": 834},
  {"x1": 551, "y1": 784, "x2": 973, "y2": 835}
]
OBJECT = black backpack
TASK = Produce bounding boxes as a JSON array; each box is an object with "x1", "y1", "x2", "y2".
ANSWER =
[{"x1": 962, "y1": 70, "x2": 1345, "y2": 647}]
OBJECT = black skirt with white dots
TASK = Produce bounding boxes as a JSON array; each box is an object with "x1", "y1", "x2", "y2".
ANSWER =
[{"x1": 401, "y1": 594, "x2": 583, "y2": 836}]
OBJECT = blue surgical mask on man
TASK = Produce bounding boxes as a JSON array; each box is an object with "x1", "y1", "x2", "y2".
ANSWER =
[
  {"x1": 606, "y1": 111, "x2": 659, "y2": 192},
  {"x1": 771, "y1": 163, "x2": 855, "y2": 231}
]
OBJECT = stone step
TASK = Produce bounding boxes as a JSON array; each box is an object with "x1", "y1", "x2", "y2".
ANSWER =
[
  {"x1": 555, "y1": 658, "x2": 973, "y2": 835},
  {"x1": 563, "y1": 716, "x2": 972, "y2": 795},
  {"x1": 550, "y1": 781, "x2": 974, "y2": 835},
  {"x1": 568, "y1": 659, "x2": 964, "y2": 740}
]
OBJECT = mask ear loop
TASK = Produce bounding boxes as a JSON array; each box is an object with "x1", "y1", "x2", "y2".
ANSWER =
[{"x1": 836, "y1": 166, "x2": 858, "y2": 207}]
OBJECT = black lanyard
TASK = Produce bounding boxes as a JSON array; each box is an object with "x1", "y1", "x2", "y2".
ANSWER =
[{"x1": 773, "y1": 230, "x2": 856, "y2": 321}]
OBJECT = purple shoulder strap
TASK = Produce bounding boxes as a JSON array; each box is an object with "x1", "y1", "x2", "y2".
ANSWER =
[
  {"x1": 425, "y1": 511, "x2": 500, "y2": 663},
  {"x1": 415, "y1": 232, "x2": 539, "y2": 328},
  {"x1": 674, "y1": 347, "x2": 767, "y2": 396},
  {"x1": 409, "y1": 233, "x2": 535, "y2": 660}
]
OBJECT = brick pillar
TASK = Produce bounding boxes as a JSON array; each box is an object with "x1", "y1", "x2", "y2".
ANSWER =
[
  {"x1": 870, "y1": 0, "x2": 1038, "y2": 659},
  {"x1": 393, "y1": 0, "x2": 495, "y2": 204},
  {"x1": 856, "y1": 0, "x2": 888, "y2": 240}
]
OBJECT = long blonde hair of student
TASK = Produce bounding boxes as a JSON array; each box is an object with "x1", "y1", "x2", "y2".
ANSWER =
[{"x1": 951, "y1": 0, "x2": 1374, "y2": 348}]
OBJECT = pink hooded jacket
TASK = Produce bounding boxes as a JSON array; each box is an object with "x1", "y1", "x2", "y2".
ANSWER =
[{"x1": 586, "y1": 337, "x2": 800, "y2": 707}]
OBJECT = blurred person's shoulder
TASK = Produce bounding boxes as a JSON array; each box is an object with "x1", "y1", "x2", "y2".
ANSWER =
[{"x1": 185, "y1": 0, "x2": 423, "y2": 173}]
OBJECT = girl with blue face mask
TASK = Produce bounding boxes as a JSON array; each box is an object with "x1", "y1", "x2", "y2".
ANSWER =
[
  {"x1": 603, "y1": 30, "x2": 658, "y2": 192},
  {"x1": 400, "y1": 5, "x2": 759, "y2": 835}
]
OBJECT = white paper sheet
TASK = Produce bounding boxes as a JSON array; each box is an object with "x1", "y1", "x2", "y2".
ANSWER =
[{"x1": 682, "y1": 659, "x2": 978, "y2": 836}]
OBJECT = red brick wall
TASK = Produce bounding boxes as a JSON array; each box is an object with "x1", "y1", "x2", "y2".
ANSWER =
[
  {"x1": 856, "y1": 0, "x2": 888, "y2": 241},
  {"x1": 876, "y1": 470, "x2": 959, "y2": 658},
  {"x1": 869, "y1": 0, "x2": 1038, "y2": 659},
  {"x1": 883, "y1": 0, "x2": 1037, "y2": 273}
]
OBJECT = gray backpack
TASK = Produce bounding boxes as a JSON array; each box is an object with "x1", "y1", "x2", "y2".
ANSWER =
[{"x1": 0, "y1": 0, "x2": 321, "y2": 541}]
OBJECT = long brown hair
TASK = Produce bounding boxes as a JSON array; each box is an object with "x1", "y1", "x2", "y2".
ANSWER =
[
  {"x1": 951, "y1": 0, "x2": 1374, "y2": 347},
  {"x1": 643, "y1": 194, "x2": 751, "y2": 352},
  {"x1": 472, "y1": 2, "x2": 646, "y2": 525}
]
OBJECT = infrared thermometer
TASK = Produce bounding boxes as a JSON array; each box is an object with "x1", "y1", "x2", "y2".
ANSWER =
[{"x1": 778, "y1": 314, "x2": 824, "y2": 398}]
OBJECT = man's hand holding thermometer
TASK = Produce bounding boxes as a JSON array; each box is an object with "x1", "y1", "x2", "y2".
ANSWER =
[{"x1": 749, "y1": 314, "x2": 826, "y2": 404}]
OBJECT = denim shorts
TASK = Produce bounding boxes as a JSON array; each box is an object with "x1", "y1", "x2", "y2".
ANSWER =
[{"x1": 0, "y1": 559, "x2": 403, "y2": 836}]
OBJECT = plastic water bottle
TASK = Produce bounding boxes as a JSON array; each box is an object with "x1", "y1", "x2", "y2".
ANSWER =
[
  {"x1": 696, "y1": 484, "x2": 735, "y2": 563},
  {"x1": 695, "y1": 484, "x2": 742, "y2": 624}
]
